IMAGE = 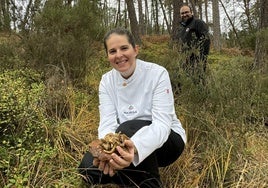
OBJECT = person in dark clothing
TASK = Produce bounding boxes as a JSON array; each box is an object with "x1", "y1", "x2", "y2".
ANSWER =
[{"x1": 177, "y1": 4, "x2": 210, "y2": 84}]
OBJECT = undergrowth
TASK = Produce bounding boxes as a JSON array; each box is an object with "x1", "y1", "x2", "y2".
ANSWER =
[{"x1": 0, "y1": 36, "x2": 267, "y2": 188}]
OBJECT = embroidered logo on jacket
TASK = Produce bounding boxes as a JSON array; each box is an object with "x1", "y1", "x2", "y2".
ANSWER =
[{"x1": 123, "y1": 105, "x2": 138, "y2": 117}]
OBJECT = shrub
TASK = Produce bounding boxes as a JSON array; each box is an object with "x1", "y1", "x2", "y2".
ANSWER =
[
  {"x1": 0, "y1": 42, "x2": 23, "y2": 70},
  {"x1": 0, "y1": 69, "x2": 45, "y2": 139},
  {"x1": 22, "y1": 0, "x2": 105, "y2": 81},
  {"x1": 0, "y1": 69, "x2": 59, "y2": 187}
]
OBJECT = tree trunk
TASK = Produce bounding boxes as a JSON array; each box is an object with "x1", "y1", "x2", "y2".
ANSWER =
[
  {"x1": 0, "y1": 0, "x2": 11, "y2": 31},
  {"x1": 243, "y1": 0, "x2": 253, "y2": 31},
  {"x1": 144, "y1": 0, "x2": 149, "y2": 34},
  {"x1": 212, "y1": 0, "x2": 221, "y2": 51},
  {"x1": 254, "y1": 0, "x2": 268, "y2": 72},
  {"x1": 137, "y1": 0, "x2": 145, "y2": 35},
  {"x1": 189, "y1": 0, "x2": 197, "y2": 17},
  {"x1": 198, "y1": 2, "x2": 203, "y2": 20},
  {"x1": 125, "y1": 0, "x2": 141, "y2": 44},
  {"x1": 205, "y1": 0, "x2": 209, "y2": 24},
  {"x1": 219, "y1": 0, "x2": 241, "y2": 46},
  {"x1": 65, "y1": 0, "x2": 72, "y2": 6},
  {"x1": 171, "y1": 0, "x2": 183, "y2": 42},
  {"x1": 124, "y1": 2, "x2": 128, "y2": 28},
  {"x1": 167, "y1": 0, "x2": 173, "y2": 33},
  {"x1": 102, "y1": 0, "x2": 109, "y2": 27},
  {"x1": 19, "y1": 0, "x2": 33, "y2": 34},
  {"x1": 115, "y1": 0, "x2": 121, "y2": 27},
  {"x1": 152, "y1": 0, "x2": 160, "y2": 34},
  {"x1": 158, "y1": 0, "x2": 171, "y2": 34}
]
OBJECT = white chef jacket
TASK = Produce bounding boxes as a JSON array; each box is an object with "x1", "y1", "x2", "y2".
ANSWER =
[{"x1": 98, "y1": 59, "x2": 186, "y2": 166}]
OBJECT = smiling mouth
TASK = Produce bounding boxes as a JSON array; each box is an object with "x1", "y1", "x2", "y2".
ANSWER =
[{"x1": 116, "y1": 60, "x2": 127, "y2": 65}]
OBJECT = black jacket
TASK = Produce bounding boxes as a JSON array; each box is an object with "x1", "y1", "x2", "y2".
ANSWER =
[{"x1": 178, "y1": 17, "x2": 210, "y2": 60}]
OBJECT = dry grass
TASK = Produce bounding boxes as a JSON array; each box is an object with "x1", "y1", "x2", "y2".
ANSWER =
[
  {"x1": 1, "y1": 35, "x2": 267, "y2": 188},
  {"x1": 47, "y1": 52, "x2": 267, "y2": 187}
]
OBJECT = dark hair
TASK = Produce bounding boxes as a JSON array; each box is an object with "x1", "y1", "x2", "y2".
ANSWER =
[
  {"x1": 103, "y1": 28, "x2": 136, "y2": 53},
  {"x1": 180, "y1": 4, "x2": 193, "y2": 13}
]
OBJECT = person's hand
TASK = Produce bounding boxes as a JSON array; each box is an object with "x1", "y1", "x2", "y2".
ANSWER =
[
  {"x1": 93, "y1": 157, "x2": 100, "y2": 167},
  {"x1": 93, "y1": 156, "x2": 116, "y2": 177},
  {"x1": 104, "y1": 162, "x2": 117, "y2": 176},
  {"x1": 109, "y1": 139, "x2": 135, "y2": 170}
]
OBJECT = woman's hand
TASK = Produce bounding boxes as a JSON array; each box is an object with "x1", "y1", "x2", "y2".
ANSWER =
[
  {"x1": 92, "y1": 139, "x2": 136, "y2": 176},
  {"x1": 93, "y1": 157, "x2": 116, "y2": 177},
  {"x1": 93, "y1": 157, "x2": 100, "y2": 167},
  {"x1": 109, "y1": 139, "x2": 135, "y2": 170}
]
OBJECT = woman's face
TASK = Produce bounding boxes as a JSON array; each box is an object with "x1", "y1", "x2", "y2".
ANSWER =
[{"x1": 106, "y1": 33, "x2": 138, "y2": 78}]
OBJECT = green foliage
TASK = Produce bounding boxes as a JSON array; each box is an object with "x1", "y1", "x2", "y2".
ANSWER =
[
  {"x1": 224, "y1": 1, "x2": 259, "y2": 50},
  {"x1": 239, "y1": 29, "x2": 257, "y2": 50},
  {"x1": 0, "y1": 69, "x2": 61, "y2": 187},
  {"x1": 0, "y1": 69, "x2": 45, "y2": 137},
  {"x1": 0, "y1": 35, "x2": 267, "y2": 187},
  {"x1": 225, "y1": 29, "x2": 257, "y2": 50},
  {"x1": 0, "y1": 40, "x2": 24, "y2": 70},
  {"x1": 168, "y1": 52, "x2": 267, "y2": 126},
  {"x1": 45, "y1": 82, "x2": 96, "y2": 119},
  {"x1": 207, "y1": 56, "x2": 267, "y2": 123},
  {"x1": 1, "y1": 138, "x2": 57, "y2": 188},
  {"x1": 256, "y1": 27, "x2": 268, "y2": 50},
  {"x1": 22, "y1": 0, "x2": 105, "y2": 81},
  {"x1": 138, "y1": 36, "x2": 171, "y2": 64},
  {"x1": 159, "y1": 48, "x2": 268, "y2": 186}
]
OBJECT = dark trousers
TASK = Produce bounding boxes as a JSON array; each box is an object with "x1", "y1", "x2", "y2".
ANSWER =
[{"x1": 78, "y1": 120, "x2": 185, "y2": 187}]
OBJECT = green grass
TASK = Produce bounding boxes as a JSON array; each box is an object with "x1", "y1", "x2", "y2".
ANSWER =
[{"x1": 0, "y1": 35, "x2": 267, "y2": 188}]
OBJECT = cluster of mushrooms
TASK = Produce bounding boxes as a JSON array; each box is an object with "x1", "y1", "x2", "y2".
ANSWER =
[{"x1": 89, "y1": 132, "x2": 129, "y2": 161}]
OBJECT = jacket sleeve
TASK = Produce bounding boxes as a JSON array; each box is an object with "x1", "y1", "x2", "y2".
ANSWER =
[
  {"x1": 131, "y1": 69, "x2": 173, "y2": 165},
  {"x1": 98, "y1": 75, "x2": 119, "y2": 139},
  {"x1": 196, "y1": 20, "x2": 210, "y2": 59}
]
